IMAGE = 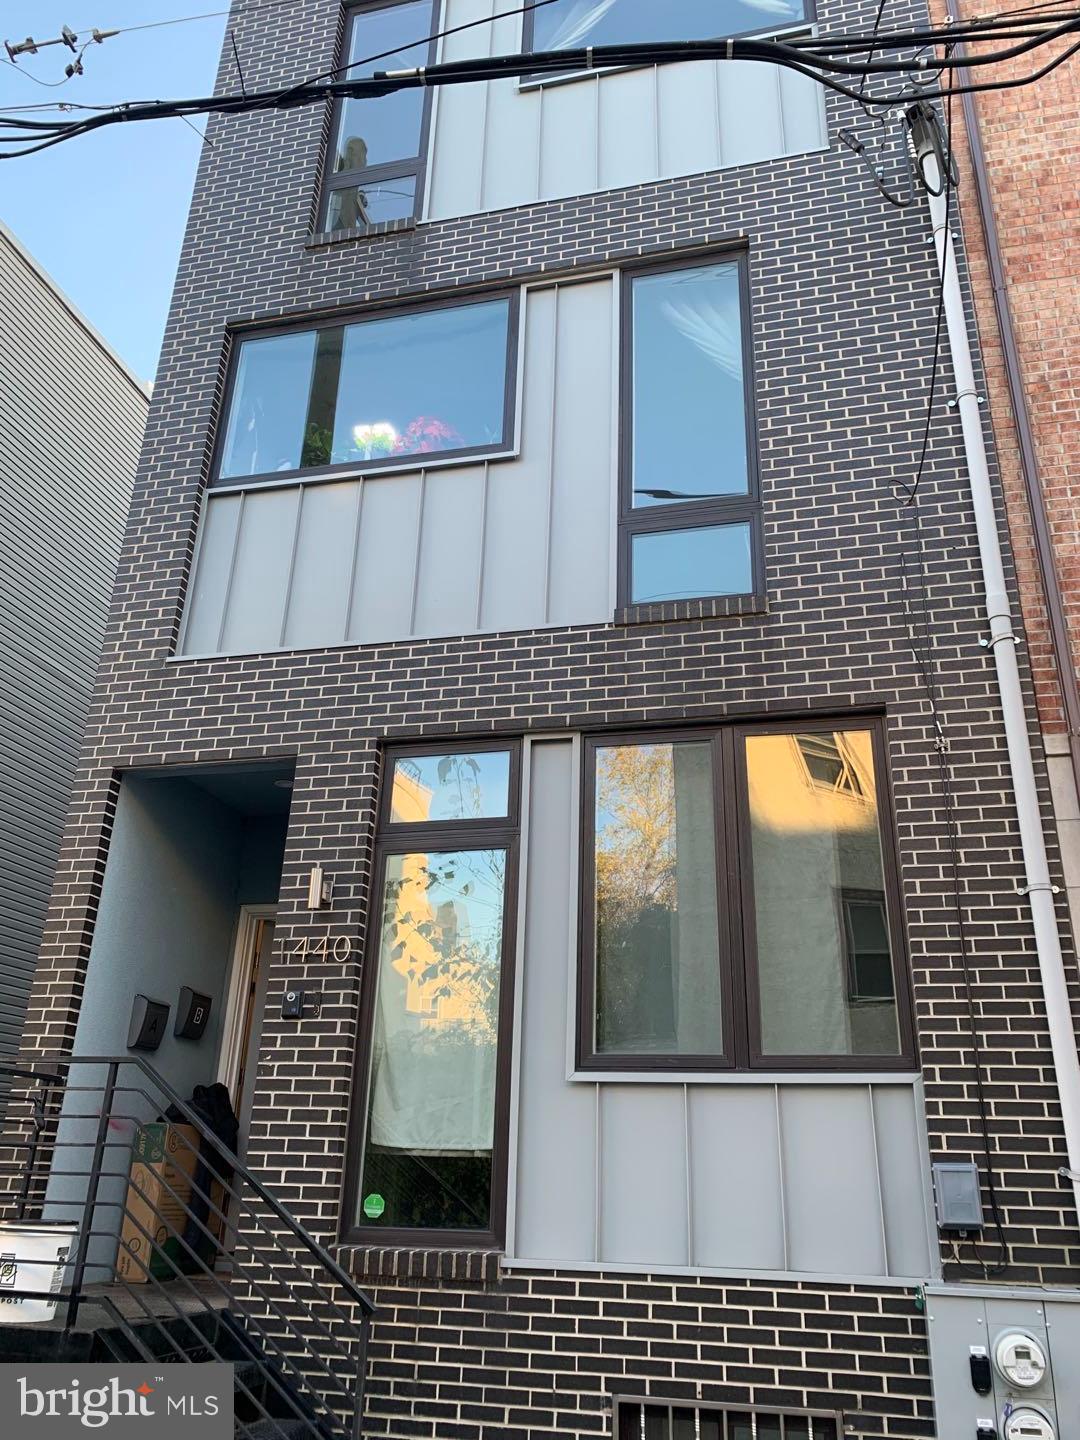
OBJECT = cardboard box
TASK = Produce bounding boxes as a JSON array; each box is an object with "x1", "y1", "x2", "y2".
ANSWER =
[{"x1": 116, "y1": 1122, "x2": 226, "y2": 1283}]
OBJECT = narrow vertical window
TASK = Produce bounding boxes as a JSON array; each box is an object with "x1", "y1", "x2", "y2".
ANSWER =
[
  {"x1": 620, "y1": 256, "x2": 761, "y2": 609},
  {"x1": 351, "y1": 744, "x2": 519, "y2": 1243},
  {"x1": 322, "y1": 1, "x2": 435, "y2": 232}
]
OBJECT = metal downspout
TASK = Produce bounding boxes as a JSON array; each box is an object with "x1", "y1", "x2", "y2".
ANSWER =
[
  {"x1": 954, "y1": 9, "x2": 1080, "y2": 806},
  {"x1": 920, "y1": 147, "x2": 1080, "y2": 1229}
]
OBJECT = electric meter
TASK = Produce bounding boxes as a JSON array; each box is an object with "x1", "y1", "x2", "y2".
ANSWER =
[
  {"x1": 1003, "y1": 1407, "x2": 1055, "y2": 1440},
  {"x1": 994, "y1": 1332, "x2": 1048, "y2": 1389}
]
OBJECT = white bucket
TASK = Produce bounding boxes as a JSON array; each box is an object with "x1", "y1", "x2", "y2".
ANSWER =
[{"x1": 0, "y1": 1221, "x2": 79, "y2": 1324}]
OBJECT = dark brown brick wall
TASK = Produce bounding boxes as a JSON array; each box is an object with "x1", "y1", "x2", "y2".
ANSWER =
[{"x1": 10, "y1": 0, "x2": 1080, "y2": 1435}]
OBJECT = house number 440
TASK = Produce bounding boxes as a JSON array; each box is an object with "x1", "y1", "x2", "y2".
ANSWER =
[{"x1": 289, "y1": 935, "x2": 354, "y2": 962}]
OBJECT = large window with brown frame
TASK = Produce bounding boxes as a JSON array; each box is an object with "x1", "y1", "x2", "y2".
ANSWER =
[
  {"x1": 579, "y1": 718, "x2": 916, "y2": 1071},
  {"x1": 345, "y1": 743, "x2": 521, "y2": 1246},
  {"x1": 619, "y1": 253, "x2": 763, "y2": 609},
  {"x1": 320, "y1": 0, "x2": 437, "y2": 233},
  {"x1": 523, "y1": 0, "x2": 815, "y2": 54}
]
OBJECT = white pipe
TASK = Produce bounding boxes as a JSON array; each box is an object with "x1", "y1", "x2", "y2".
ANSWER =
[{"x1": 922, "y1": 150, "x2": 1080, "y2": 1230}]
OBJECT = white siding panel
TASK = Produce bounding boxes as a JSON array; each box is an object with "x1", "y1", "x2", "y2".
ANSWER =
[
  {"x1": 689, "y1": 1087, "x2": 786, "y2": 1270},
  {"x1": 658, "y1": 62, "x2": 721, "y2": 178},
  {"x1": 779, "y1": 1086, "x2": 887, "y2": 1276},
  {"x1": 597, "y1": 66, "x2": 657, "y2": 194},
  {"x1": 874, "y1": 1084, "x2": 935, "y2": 1278},
  {"x1": 717, "y1": 61, "x2": 786, "y2": 168},
  {"x1": 182, "y1": 494, "x2": 243, "y2": 654},
  {"x1": 548, "y1": 281, "x2": 613, "y2": 626},
  {"x1": 539, "y1": 79, "x2": 598, "y2": 202},
  {"x1": 282, "y1": 481, "x2": 358, "y2": 649},
  {"x1": 425, "y1": 22, "x2": 827, "y2": 223},
  {"x1": 347, "y1": 473, "x2": 424, "y2": 644},
  {"x1": 479, "y1": 287, "x2": 557, "y2": 630},
  {"x1": 219, "y1": 486, "x2": 300, "y2": 654},
  {"x1": 481, "y1": 81, "x2": 542, "y2": 213},
  {"x1": 514, "y1": 741, "x2": 596, "y2": 1262},
  {"x1": 599, "y1": 1086, "x2": 688, "y2": 1266},
  {"x1": 413, "y1": 465, "x2": 486, "y2": 636}
]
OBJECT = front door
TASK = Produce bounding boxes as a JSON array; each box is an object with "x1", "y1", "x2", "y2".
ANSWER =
[{"x1": 231, "y1": 916, "x2": 275, "y2": 1165}]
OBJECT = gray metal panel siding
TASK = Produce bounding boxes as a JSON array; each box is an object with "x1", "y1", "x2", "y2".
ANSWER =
[
  {"x1": 514, "y1": 739, "x2": 597, "y2": 1262},
  {"x1": 180, "y1": 278, "x2": 614, "y2": 656},
  {"x1": 425, "y1": 0, "x2": 828, "y2": 222},
  {"x1": 0, "y1": 230, "x2": 145, "y2": 1066},
  {"x1": 511, "y1": 739, "x2": 936, "y2": 1280}
]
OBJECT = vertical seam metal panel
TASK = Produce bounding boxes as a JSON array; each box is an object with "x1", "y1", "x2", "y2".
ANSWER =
[
  {"x1": 475, "y1": 459, "x2": 490, "y2": 631},
  {"x1": 342, "y1": 479, "x2": 365, "y2": 644},
  {"x1": 651, "y1": 66, "x2": 661, "y2": 178},
  {"x1": 541, "y1": 285, "x2": 560, "y2": 626},
  {"x1": 867, "y1": 1082, "x2": 891, "y2": 1277},
  {"x1": 277, "y1": 483, "x2": 306, "y2": 648},
  {"x1": 408, "y1": 469, "x2": 427, "y2": 635},
  {"x1": 774, "y1": 1084, "x2": 790, "y2": 1272},
  {"x1": 775, "y1": 63, "x2": 788, "y2": 153},
  {"x1": 502, "y1": 732, "x2": 533, "y2": 1262},
  {"x1": 215, "y1": 490, "x2": 247, "y2": 653},
  {"x1": 564, "y1": 732, "x2": 583, "y2": 1082},
  {"x1": 594, "y1": 1080, "x2": 602, "y2": 1264},
  {"x1": 476, "y1": 0, "x2": 495, "y2": 211},
  {"x1": 683, "y1": 1082, "x2": 693, "y2": 1267}
]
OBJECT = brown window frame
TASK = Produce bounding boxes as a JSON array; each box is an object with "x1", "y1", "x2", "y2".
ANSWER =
[
  {"x1": 210, "y1": 287, "x2": 522, "y2": 490},
  {"x1": 578, "y1": 716, "x2": 917, "y2": 1074},
  {"x1": 342, "y1": 739, "x2": 522, "y2": 1250},
  {"x1": 319, "y1": 0, "x2": 438, "y2": 235},
  {"x1": 618, "y1": 250, "x2": 764, "y2": 610}
]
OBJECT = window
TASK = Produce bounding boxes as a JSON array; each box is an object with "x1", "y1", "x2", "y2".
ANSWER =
[
  {"x1": 525, "y1": 0, "x2": 812, "y2": 56},
  {"x1": 321, "y1": 0, "x2": 435, "y2": 231},
  {"x1": 347, "y1": 743, "x2": 520, "y2": 1244},
  {"x1": 215, "y1": 294, "x2": 518, "y2": 486},
  {"x1": 614, "y1": 1398, "x2": 842, "y2": 1440},
  {"x1": 580, "y1": 720, "x2": 914, "y2": 1070},
  {"x1": 620, "y1": 256, "x2": 761, "y2": 608}
]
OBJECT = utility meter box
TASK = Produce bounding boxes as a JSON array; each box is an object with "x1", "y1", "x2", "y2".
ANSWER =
[{"x1": 924, "y1": 1286, "x2": 1078, "y2": 1438}]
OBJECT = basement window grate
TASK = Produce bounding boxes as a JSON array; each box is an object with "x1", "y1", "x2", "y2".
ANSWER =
[{"x1": 614, "y1": 1399, "x2": 844, "y2": 1440}]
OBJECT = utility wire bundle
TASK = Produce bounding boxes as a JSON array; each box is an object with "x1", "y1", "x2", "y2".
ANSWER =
[{"x1": 1, "y1": 2, "x2": 1079, "y2": 159}]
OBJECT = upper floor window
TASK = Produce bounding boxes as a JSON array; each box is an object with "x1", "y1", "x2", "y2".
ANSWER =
[
  {"x1": 321, "y1": 0, "x2": 436, "y2": 232},
  {"x1": 620, "y1": 254, "x2": 761, "y2": 608},
  {"x1": 215, "y1": 294, "x2": 518, "y2": 486},
  {"x1": 580, "y1": 719, "x2": 915, "y2": 1071},
  {"x1": 525, "y1": 0, "x2": 811, "y2": 52}
]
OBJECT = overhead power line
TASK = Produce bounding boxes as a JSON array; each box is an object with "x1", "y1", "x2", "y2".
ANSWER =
[{"x1": 1, "y1": 7, "x2": 1079, "y2": 160}]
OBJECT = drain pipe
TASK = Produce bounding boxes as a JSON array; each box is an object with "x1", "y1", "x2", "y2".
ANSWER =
[{"x1": 910, "y1": 115, "x2": 1080, "y2": 1229}]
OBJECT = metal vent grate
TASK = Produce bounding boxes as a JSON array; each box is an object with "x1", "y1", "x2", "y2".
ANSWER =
[{"x1": 615, "y1": 1399, "x2": 844, "y2": 1440}]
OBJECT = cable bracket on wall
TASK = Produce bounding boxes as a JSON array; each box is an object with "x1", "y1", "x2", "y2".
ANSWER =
[
  {"x1": 1016, "y1": 882, "x2": 1060, "y2": 897},
  {"x1": 949, "y1": 389, "x2": 984, "y2": 409},
  {"x1": 979, "y1": 631, "x2": 1020, "y2": 651}
]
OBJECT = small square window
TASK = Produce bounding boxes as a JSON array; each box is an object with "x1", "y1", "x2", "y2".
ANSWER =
[
  {"x1": 630, "y1": 522, "x2": 753, "y2": 605},
  {"x1": 389, "y1": 750, "x2": 512, "y2": 824}
]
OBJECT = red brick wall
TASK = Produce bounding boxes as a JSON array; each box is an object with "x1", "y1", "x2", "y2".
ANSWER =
[{"x1": 929, "y1": 11, "x2": 1080, "y2": 734}]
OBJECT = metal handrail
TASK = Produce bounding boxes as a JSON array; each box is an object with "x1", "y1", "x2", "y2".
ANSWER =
[
  {"x1": 10, "y1": 1055, "x2": 375, "y2": 1318},
  {"x1": 0, "y1": 1056, "x2": 374, "y2": 1440}
]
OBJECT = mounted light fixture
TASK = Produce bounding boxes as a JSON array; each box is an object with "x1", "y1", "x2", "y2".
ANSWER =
[{"x1": 306, "y1": 865, "x2": 334, "y2": 910}]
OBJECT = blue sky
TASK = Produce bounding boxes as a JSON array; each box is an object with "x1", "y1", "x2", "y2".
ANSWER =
[{"x1": 0, "y1": 3, "x2": 229, "y2": 382}]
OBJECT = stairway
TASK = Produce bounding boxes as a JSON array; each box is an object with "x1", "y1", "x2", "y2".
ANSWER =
[{"x1": 0, "y1": 1297, "x2": 334, "y2": 1439}]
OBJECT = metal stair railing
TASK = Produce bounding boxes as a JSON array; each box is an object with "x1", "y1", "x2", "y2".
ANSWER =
[{"x1": 0, "y1": 1057, "x2": 377, "y2": 1440}]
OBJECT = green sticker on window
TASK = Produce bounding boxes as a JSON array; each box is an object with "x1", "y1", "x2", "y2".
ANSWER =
[{"x1": 363, "y1": 1193, "x2": 385, "y2": 1220}]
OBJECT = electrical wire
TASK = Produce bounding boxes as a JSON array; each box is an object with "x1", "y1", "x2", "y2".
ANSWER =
[
  {"x1": 1, "y1": 5, "x2": 1079, "y2": 156},
  {"x1": 886, "y1": 79, "x2": 1010, "y2": 1275}
]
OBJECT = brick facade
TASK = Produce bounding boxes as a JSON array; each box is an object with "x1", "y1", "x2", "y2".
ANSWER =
[{"x1": 13, "y1": 0, "x2": 1080, "y2": 1435}]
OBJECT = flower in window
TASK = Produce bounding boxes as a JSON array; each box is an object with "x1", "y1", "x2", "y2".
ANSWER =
[
  {"x1": 393, "y1": 416, "x2": 464, "y2": 456},
  {"x1": 352, "y1": 421, "x2": 399, "y2": 459}
]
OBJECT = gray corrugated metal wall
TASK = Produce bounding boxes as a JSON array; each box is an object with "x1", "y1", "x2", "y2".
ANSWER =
[
  {"x1": 425, "y1": 0, "x2": 828, "y2": 222},
  {"x1": 0, "y1": 226, "x2": 146, "y2": 1074},
  {"x1": 509, "y1": 738, "x2": 938, "y2": 1281},
  {"x1": 180, "y1": 277, "x2": 615, "y2": 655}
]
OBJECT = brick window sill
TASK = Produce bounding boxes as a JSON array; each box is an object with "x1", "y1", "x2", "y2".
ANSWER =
[
  {"x1": 307, "y1": 215, "x2": 418, "y2": 250},
  {"x1": 338, "y1": 1244, "x2": 502, "y2": 1284},
  {"x1": 615, "y1": 593, "x2": 768, "y2": 626}
]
